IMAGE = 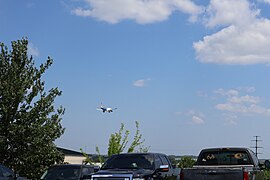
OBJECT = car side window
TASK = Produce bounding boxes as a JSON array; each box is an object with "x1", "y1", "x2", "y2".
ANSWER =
[
  {"x1": 154, "y1": 154, "x2": 162, "y2": 168},
  {"x1": 249, "y1": 150, "x2": 258, "y2": 166},
  {"x1": 0, "y1": 165, "x2": 14, "y2": 177},
  {"x1": 159, "y1": 155, "x2": 172, "y2": 168}
]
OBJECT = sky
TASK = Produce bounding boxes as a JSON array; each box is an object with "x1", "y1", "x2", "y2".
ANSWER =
[{"x1": 1, "y1": 0, "x2": 270, "y2": 158}]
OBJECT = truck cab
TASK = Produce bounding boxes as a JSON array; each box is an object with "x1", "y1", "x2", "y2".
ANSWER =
[
  {"x1": 181, "y1": 147, "x2": 270, "y2": 180},
  {"x1": 90, "y1": 153, "x2": 180, "y2": 180}
]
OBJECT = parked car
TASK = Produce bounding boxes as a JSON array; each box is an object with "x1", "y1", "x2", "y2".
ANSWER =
[
  {"x1": 40, "y1": 164, "x2": 99, "y2": 180},
  {"x1": 90, "y1": 152, "x2": 181, "y2": 180},
  {"x1": 0, "y1": 164, "x2": 26, "y2": 180},
  {"x1": 180, "y1": 147, "x2": 270, "y2": 180}
]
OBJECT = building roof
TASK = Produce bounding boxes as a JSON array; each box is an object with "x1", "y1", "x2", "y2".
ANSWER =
[{"x1": 57, "y1": 147, "x2": 84, "y2": 156}]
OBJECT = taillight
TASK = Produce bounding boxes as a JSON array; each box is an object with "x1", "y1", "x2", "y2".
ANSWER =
[
  {"x1": 243, "y1": 171, "x2": 250, "y2": 180},
  {"x1": 180, "y1": 171, "x2": 184, "y2": 180}
]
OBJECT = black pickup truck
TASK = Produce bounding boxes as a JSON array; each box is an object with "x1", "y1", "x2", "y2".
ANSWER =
[
  {"x1": 90, "y1": 152, "x2": 180, "y2": 180},
  {"x1": 180, "y1": 147, "x2": 270, "y2": 180}
]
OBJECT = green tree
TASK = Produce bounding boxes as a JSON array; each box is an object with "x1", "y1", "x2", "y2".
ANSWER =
[
  {"x1": 81, "y1": 121, "x2": 149, "y2": 163},
  {"x1": 80, "y1": 148, "x2": 93, "y2": 165},
  {"x1": 0, "y1": 38, "x2": 65, "y2": 179},
  {"x1": 107, "y1": 122, "x2": 129, "y2": 156},
  {"x1": 107, "y1": 121, "x2": 149, "y2": 156},
  {"x1": 95, "y1": 146, "x2": 104, "y2": 164},
  {"x1": 178, "y1": 156, "x2": 196, "y2": 168},
  {"x1": 263, "y1": 169, "x2": 270, "y2": 179},
  {"x1": 127, "y1": 121, "x2": 146, "y2": 153},
  {"x1": 81, "y1": 146, "x2": 105, "y2": 165}
]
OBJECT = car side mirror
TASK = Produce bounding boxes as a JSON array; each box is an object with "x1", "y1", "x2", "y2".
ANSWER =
[
  {"x1": 94, "y1": 167, "x2": 100, "y2": 172},
  {"x1": 264, "y1": 160, "x2": 270, "y2": 169},
  {"x1": 156, "y1": 165, "x2": 169, "y2": 172},
  {"x1": 81, "y1": 174, "x2": 91, "y2": 179}
]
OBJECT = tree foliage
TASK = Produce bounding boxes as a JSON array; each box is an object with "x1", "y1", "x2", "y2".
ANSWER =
[
  {"x1": 80, "y1": 148, "x2": 93, "y2": 165},
  {"x1": 178, "y1": 156, "x2": 196, "y2": 168},
  {"x1": 0, "y1": 38, "x2": 65, "y2": 179},
  {"x1": 127, "y1": 121, "x2": 145, "y2": 153},
  {"x1": 95, "y1": 146, "x2": 104, "y2": 164},
  {"x1": 107, "y1": 123, "x2": 129, "y2": 156},
  {"x1": 107, "y1": 121, "x2": 149, "y2": 157},
  {"x1": 263, "y1": 169, "x2": 270, "y2": 179},
  {"x1": 81, "y1": 146, "x2": 105, "y2": 165},
  {"x1": 81, "y1": 121, "x2": 149, "y2": 164}
]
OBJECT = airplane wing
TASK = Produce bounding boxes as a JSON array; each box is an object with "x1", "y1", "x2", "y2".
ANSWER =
[{"x1": 97, "y1": 108, "x2": 107, "y2": 113}]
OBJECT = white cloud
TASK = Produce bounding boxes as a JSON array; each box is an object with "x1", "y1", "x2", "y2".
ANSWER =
[
  {"x1": 72, "y1": 0, "x2": 270, "y2": 65},
  {"x1": 216, "y1": 103, "x2": 270, "y2": 114},
  {"x1": 258, "y1": 0, "x2": 270, "y2": 4},
  {"x1": 28, "y1": 43, "x2": 39, "y2": 57},
  {"x1": 171, "y1": 0, "x2": 205, "y2": 22},
  {"x1": 203, "y1": 0, "x2": 259, "y2": 28},
  {"x1": 214, "y1": 88, "x2": 238, "y2": 97},
  {"x1": 238, "y1": 86, "x2": 256, "y2": 93},
  {"x1": 191, "y1": 115, "x2": 205, "y2": 124},
  {"x1": 178, "y1": 110, "x2": 205, "y2": 125},
  {"x1": 228, "y1": 95, "x2": 260, "y2": 104},
  {"x1": 194, "y1": 0, "x2": 270, "y2": 65},
  {"x1": 215, "y1": 88, "x2": 270, "y2": 116},
  {"x1": 72, "y1": 0, "x2": 204, "y2": 24},
  {"x1": 133, "y1": 78, "x2": 151, "y2": 87},
  {"x1": 194, "y1": 20, "x2": 270, "y2": 65}
]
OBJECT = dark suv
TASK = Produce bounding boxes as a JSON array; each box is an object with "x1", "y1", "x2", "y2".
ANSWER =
[
  {"x1": 40, "y1": 164, "x2": 99, "y2": 180},
  {"x1": 0, "y1": 164, "x2": 25, "y2": 180}
]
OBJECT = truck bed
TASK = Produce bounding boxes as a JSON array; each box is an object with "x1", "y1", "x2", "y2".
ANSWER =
[{"x1": 181, "y1": 165, "x2": 251, "y2": 180}]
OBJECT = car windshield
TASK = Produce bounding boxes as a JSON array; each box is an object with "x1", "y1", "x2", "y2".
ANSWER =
[
  {"x1": 101, "y1": 154, "x2": 154, "y2": 170},
  {"x1": 197, "y1": 150, "x2": 252, "y2": 165},
  {"x1": 41, "y1": 165, "x2": 81, "y2": 180}
]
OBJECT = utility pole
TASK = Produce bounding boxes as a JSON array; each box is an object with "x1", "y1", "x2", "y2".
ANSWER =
[{"x1": 251, "y1": 136, "x2": 263, "y2": 157}]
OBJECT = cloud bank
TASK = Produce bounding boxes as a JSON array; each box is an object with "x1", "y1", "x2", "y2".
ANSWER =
[
  {"x1": 178, "y1": 110, "x2": 205, "y2": 125},
  {"x1": 194, "y1": 0, "x2": 270, "y2": 65},
  {"x1": 73, "y1": 0, "x2": 270, "y2": 65},
  {"x1": 133, "y1": 78, "x2": 151, "y2": 87},
  {"x1": 215, "y1": 88, "x2": 270, "y2": 116},
  {"x1": 72, "y1": 0, "x2": 204, "y2": 24}
]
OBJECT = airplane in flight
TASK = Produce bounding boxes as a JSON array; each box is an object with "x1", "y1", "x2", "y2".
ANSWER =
[{"x1": 97, "y1": 103, "x2": 117, "y2": 113}]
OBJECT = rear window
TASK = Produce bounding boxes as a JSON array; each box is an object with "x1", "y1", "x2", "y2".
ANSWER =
[
  {"x1": 197, "y1": 150, "x2": 252, "y2": 165},
  {"x1": 101, "y1": 154, "x2": 154, "y2": 170},
  {"x1": 41, "y1": 165, "x2": 81, "y2": 180}
]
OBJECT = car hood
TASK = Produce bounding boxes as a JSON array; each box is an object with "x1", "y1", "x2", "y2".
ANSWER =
[{"x1": 95, "y1": 169, "x2": 155, "y2": 177}]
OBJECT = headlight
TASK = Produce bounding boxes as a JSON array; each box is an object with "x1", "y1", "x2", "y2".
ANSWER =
[{"x1": 133, "y1": 178, "x2": 145, "y2": 180}]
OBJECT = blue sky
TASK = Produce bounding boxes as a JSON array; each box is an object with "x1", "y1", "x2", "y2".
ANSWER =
[{"x1": 1, "y1": 0, "x2": 270, "y2": 158}]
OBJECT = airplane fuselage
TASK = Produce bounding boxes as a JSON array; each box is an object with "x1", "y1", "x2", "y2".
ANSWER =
[{"x1": 100, "y1": 107, "x2": 113, "y2": 113}]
